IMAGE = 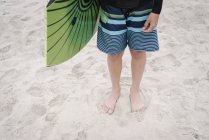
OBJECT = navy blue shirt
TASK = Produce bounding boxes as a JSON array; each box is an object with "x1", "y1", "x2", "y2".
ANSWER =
[{"x1": 100, "y1": 0, "x2": 163, "y2": 14}]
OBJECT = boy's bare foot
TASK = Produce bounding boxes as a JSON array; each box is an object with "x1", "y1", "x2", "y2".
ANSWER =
[
  {"x1": 101, "y1": 87, "x2": 121, "y2": 115},
  {"x1": 129, "y1": 86, "x2": 145, "y2": 112}
]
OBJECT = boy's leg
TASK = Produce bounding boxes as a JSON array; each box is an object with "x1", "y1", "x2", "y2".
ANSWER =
[
  {"x1": 129, "y1": 50, "x2": 146, "y2": 112},
  {"x1": 97, "y1": 4, "x2": 128, "y2": 114},
  {"x1": 101, "y1": 50, "x2": 124, "y2": 114},
  {"x1": 126, "y1": 1, "x2": 159, "y2": 112}
]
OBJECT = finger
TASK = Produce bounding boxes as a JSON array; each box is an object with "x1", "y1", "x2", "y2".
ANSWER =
[
  {"x1": 144, "y1": 24, "x2": 155, "y2": 32},
  {"x1": 142, "y1": 23, "x2": 150, "y2": 32},
  {"x1": 142, "y1": 20, "x2": 150, "y2": 30},
  {"x1": 147, "y1": 25, "x2": 155, "y2": 32}
]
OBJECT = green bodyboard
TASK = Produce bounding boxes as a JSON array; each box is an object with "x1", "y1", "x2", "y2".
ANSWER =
[{"x1": 45, "y1": 0, "x2": 101, "y2": 67}]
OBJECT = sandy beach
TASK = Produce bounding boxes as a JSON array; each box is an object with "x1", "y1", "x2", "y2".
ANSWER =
[{"x1": 0, "y1": 0, "x2": 209, "y2": 139}]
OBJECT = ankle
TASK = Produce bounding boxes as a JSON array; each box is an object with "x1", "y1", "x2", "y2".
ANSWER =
[
  {"x1": 130, "y1": 86, "x2": 141, "y2": 94},
  {"x1": 111, "y1": 86, "x2": 121, "y2": 94},
  {"x1": 112, "y1": 85, "x2": 121, "y2": 90}
]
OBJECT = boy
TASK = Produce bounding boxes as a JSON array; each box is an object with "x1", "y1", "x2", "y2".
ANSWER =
[{"x1": 97, "y1": 0, "x2": 163, "y2": 114}]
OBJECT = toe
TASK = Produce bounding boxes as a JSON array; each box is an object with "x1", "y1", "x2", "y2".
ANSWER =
[
  {"x1": 131, "y1": 108, "x2": 138, "y2": 112},
  {"x1": 108, "y1": 108, "x2": 114, "y2": 114},
  {"x1": 101, "y1": 103, "x2": 109, "y2": 113}
]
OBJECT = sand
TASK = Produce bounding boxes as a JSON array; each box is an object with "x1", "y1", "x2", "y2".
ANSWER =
[{"x1": 0, "y1": 0, "x2": 209, "y2": 140}]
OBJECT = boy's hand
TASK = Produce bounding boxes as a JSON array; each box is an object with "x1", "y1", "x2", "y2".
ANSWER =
[{"x1": 142, "y1": 12, "x2": 159, "y2": 32}]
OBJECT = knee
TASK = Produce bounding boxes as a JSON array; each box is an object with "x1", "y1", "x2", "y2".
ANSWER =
[
  {"x1": 107, "y1": 51, "x2": 124, "y2": 61},
  {"x1": 130, "y1": 50, "x2": 146, "y2": 59}
]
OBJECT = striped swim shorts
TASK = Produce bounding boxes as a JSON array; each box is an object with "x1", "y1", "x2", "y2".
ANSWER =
[{"x1": 97, "y1": 1, "x2": 160, "y2": 55}]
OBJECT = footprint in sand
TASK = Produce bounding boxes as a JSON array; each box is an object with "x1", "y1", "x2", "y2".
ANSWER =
[
  {"x1": 61, "y1": 133, "x2": 73, "y2": 140},
  {"x1": 35, "y1": 67, "x2": 57, "y2": 80},
  {"x1": 0, "y1": 44, "x2": 11, "y2": 54},
  {"x1": 20, "y1": 16, "x2": 31, "y2": 22},
  {"x1": 48, "y1": 95, "x2": 65, "y2": 107},
  {"x1": 26, "y1": 86, "x2": 44, "y2": 97},
  {"x1": 0, "y1": 44, "x2": 16, "y2": 61},
  {"x1": 76, "y1": 129, "x2": 87, "y2": 140},
  {"x1": 25, "y1": 30, "x2": 38, "y2": 46},
  {"x1": 72, "y1": 56, "x2": 96, "y2": 78},
  {"x1": 23, "y1": 2, "x2": 39, "y2": 8},
  {"x1": 0, "y1": 97, "x2": 17, "y2": 121},
  {"x1": 0, "y1": 69, "x2": 20, "y2": 83},
  {"x1": 72, "y1": 63, "x2": 85, "y2": 79},
  {"x1": 116, "y1": 118, "x2": 128, "y2": 127},
  {"x1": 10, "y1": 15, "x2": 23, "y2": 29},
  {"x1": 91, "y1": 86, "x2": 107, "y2": 100},
  {"x1": 183, "y1": 78, "x2": 198, "y2": 85},
  {"x1": 45, "y1": 112, "x2": 57, "y2": 122},
  {"x1": 150, "y1": 53, "x2": 182, "y2": 71},
  {"x1": 31, "y1": 104, "x2": 47, "y2": 116}
]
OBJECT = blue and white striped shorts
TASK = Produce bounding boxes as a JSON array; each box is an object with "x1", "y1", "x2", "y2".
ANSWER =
[{"x1": 97, "y1": 1, "x2": 160, "y2": 55}]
